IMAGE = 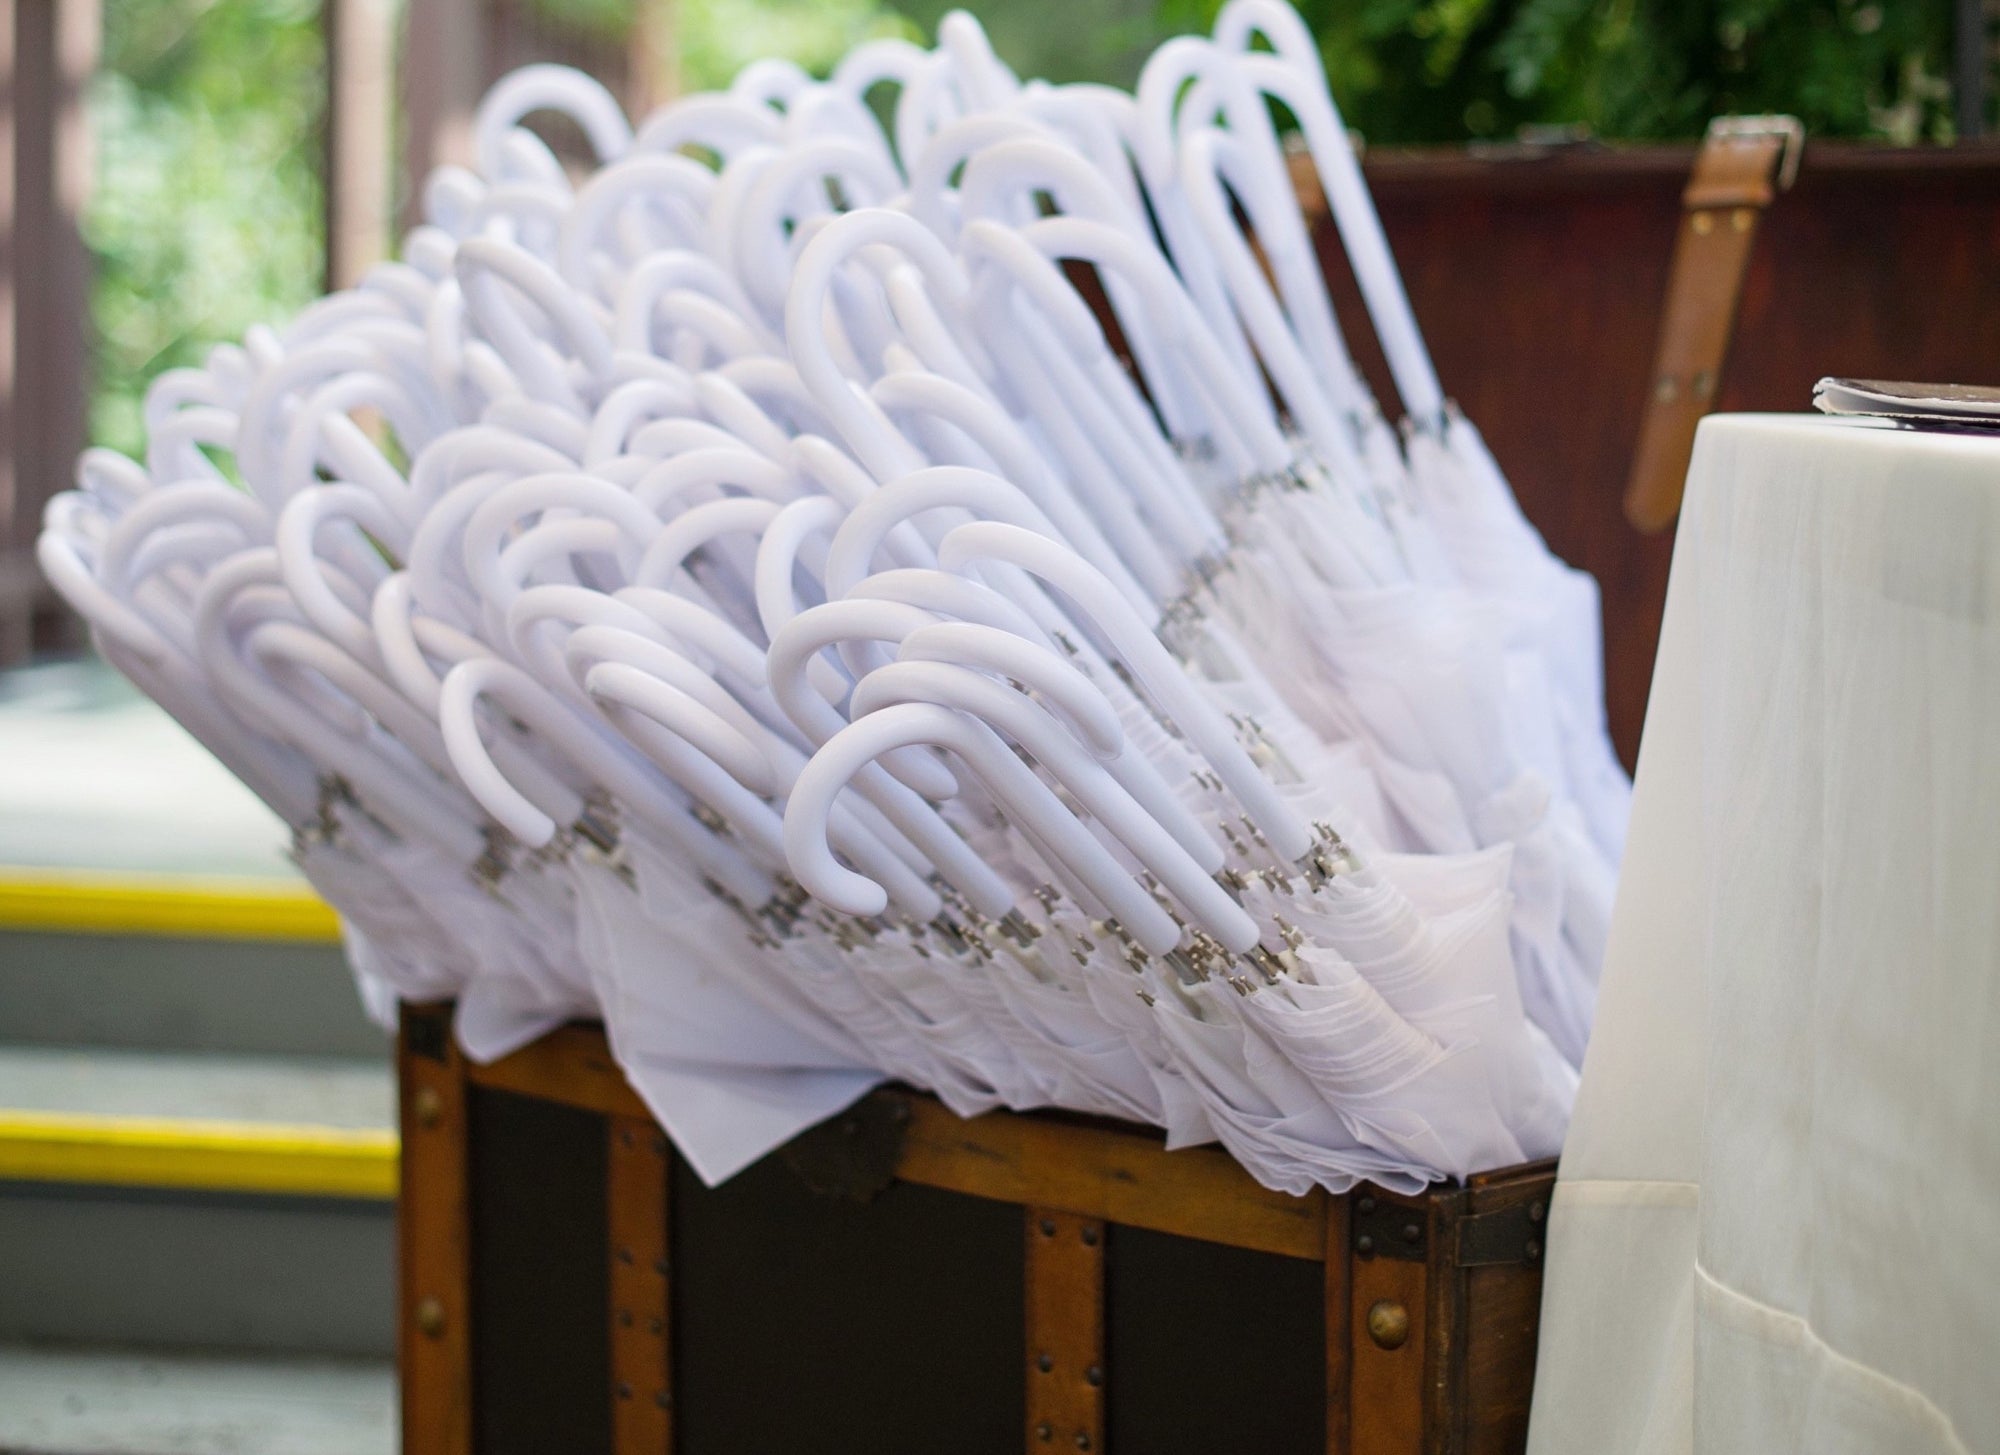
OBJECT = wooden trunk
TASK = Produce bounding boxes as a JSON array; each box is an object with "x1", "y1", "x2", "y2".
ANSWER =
[{"x1": 399, "y1": 1003, "x2": 1554, "y2": 1455}]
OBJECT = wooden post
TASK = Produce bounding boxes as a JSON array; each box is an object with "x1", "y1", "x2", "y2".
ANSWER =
[
  {"x1": 1024, "y1": 1208, "x2": 1105, "y2": 1454},
  {"x1": 399, "y1": 0, "x2": 486, "y2": 234},
  {"x1": 626, "y1": 0, "x2": 679, "y2": 122},
  {"x1": 0, "y1": 0, "x2": 18, "y2": 663},
  {"x1": 1323, "y1": 1190, "x2": 1353, "y2": 1455},
  {"x1": 399, "y1": 1003, "x2": 475, "y2": 1455},
  {"x1": 325, "y1": 0, "x2": 394, "y2": 290},
  {"x1": 6, "y1": 0, "x2": 93, "y2": 661},
  {"x1": 608, "y1": 1113, "x2": 673, "y2": 1453}
]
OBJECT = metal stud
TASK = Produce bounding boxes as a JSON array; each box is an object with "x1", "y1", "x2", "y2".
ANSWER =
[
  {"x1": 1080, "y1": 1225, "x2": 1099, "y2": 1247},
  {"x1": 412, "y1": 1086, "x2": 442, "y2": 1129},
  {"x1": 1036, "y1": 1423, "x2": 1053, "y2": 1443},
  {"x1": 1366, "y1": 1299, "x2": 1410, "y2": 1351},
  {"x1": 1038, "y1": 1353, "x2": 1054, "y2": 1373},
  {"x1": 1085, "y1": 1366, "x2": 1103, "y2": 1387},
  {"x1": 1075, "y1": 1434, "x2": 1092, "y2": 1450},
  {"x1": 414, "y1": 1296, "x2": 445, "y2": 1338}
]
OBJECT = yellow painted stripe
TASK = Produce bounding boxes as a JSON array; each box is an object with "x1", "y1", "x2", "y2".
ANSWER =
[
  {"x1": 0, "y1": 870, "x2": 340, "y2": 943},
  {"x1": 0, "y1": 1110, "x2": 396, "y2": 1200}
]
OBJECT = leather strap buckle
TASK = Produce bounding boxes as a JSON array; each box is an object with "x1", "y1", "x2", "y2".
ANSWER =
[{"x1": 1705, "y1": 114, "x2": 1805, "y2": 191}]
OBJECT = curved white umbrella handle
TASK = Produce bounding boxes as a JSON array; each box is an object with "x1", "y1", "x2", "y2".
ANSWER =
[
  {"x1": 867, "y1": 365, "x2": 1153, "y2": 615},
  {"x1": 786, "y1": 208, "x2": 971, "y2": 481},
  {"x1": 371, "y1": 571, "x2": 594, "y2": 825},
  {"x1": 585, "y1": 377, "x2": 700, "y2": 467},
  {"x1": 849, "y1": 659, "x2": 1251, "y2": 948},
  {"x1": 559, "y1": 154, "x2": 715, "y2": 292},
  {"x1": 896, "y1": 620, "x2": 1120, "y2": 757},
  {"x1": 765, "y1": 594, "x2": 960, "y2": 803},
  {"x1": 787, "y1": 701, "x2": 1181, "y2": 952},
  {"x1": 474, "y1": 65, "x2": 632, "y2": 183},
  {"x1": 457, "y1": 238, "x2": 616, "y2": 395},
  {"x1": 276, "y1": 485, "x2": 406, "y2": 665},
  {"x1": 769, "y1": 600, "x2": 1014, "y2": 917},
  {"x1": 822, "y1": 464, "x2": 1060, "y2": 602},
  {"x1": 938, "y1": 519, "x2": 1314, "y2": 861},
  {"x1": 1215, "y1": 7, "x2": 1445, "y2": 426},
  {"x1": 632, "y1": 92, "x2": 783, "y2": 162},
  {"x1": 937, "y1": 10, "x2": 1019, "y2": 111}
]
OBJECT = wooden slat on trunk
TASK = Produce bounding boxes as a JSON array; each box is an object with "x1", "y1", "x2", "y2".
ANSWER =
[{"x1": 398, "y1": 1003, "x2": 475, "y2": 1455}]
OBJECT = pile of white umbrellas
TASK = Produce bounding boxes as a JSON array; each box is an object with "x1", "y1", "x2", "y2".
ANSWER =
[{"x1": 39, "y1": 0, "x2": 1627, "y2": 1193}]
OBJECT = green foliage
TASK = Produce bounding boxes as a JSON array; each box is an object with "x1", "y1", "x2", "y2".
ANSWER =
[
  {"x1": 678, "y1": 0, "x2": 921, "y2": 91},
  {"x1": 88, "y1": 0, "x2": 326, "y2": 457},
  {"x1": 533, "y1": 0, "x2": 924, "y2": 92},
  {"x1": 1160, "y1": 0, "x2": 1966, "y2": 143}
]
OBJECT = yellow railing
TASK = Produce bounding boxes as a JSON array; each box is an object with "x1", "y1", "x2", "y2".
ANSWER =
[
  {"x1": 0, "y1": 869, "x2": 340, "y2": 942},
  {"x1": 0, "y1": 1109, "x2": 396, "y2": 1199}
]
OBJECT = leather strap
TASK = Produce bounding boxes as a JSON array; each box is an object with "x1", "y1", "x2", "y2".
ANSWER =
[{"x1": 1624, "y1": 118, "x2": 1801, "y2": 532}]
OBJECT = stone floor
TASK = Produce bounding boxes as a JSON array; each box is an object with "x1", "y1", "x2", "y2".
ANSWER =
[
  {"x1": 0, "y1": 659, "x2": 296, "y2": 878},
  {"x1": 0, "y1": 1343, "x2": 395, "y2": 1455}
]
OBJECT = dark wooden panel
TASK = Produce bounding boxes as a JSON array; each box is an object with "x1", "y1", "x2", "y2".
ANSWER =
[
  {"x1": 1323, "y1": 1193, "x2": 1352, "y2": 1455},
  {"x1": 468, "y1": 1087, "x2": 612, "y2": 1455},
  {"x1": 670, "y1": 1147, "x2": 1023, "y2": 1455},
  {"x1": 1104, "y1": 1223, "x2": 1324, "y2": 1455}
]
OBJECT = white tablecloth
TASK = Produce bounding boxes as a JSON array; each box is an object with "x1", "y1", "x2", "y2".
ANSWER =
[{"x1": 1527, "y1": 415, "x2": 2000, "y2": 1455}]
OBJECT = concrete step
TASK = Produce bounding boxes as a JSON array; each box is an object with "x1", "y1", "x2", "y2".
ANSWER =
[
  {"x1": 0, "y1": 658, "x2": 299, "y2": 880},
  {"x1": 0, "y1": 915, "x2": 378, "y2": 1062},
  {"x1": 0, "y1": 1046, "x2": 395, "y2": 1357},
  {"x1": 0, "y1": 657, "x2": 380, "y2": 1064},
  {"x1": 0, "y1": 1342, "x2": 395, "y2": 1455},
  {"x1": 0, "y1": 660, "x2": 400, "y2": 1359}
]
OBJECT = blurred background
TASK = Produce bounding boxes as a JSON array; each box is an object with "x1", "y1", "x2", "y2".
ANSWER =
[
  {"x1": 80, "y1": 0, "x2": 1989, "y2": 460},
  {"x1": 3, "y1": 0, "x2": 1993, "y2": 716},
  {"x1": 0, "y1": 3, "x2": 1996, "y2": 1451}
]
